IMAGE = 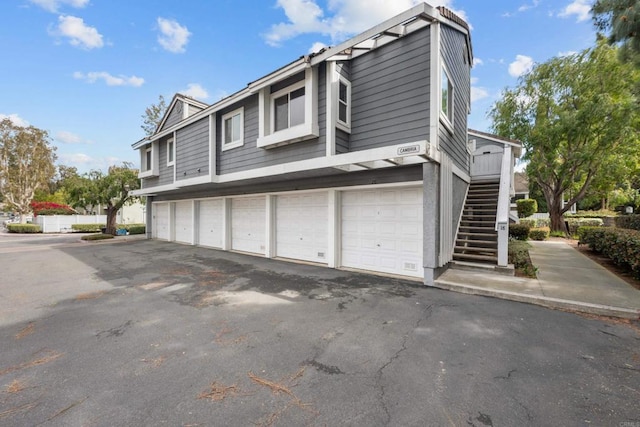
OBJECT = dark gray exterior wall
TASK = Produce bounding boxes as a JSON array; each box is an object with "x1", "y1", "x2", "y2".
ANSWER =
[
  {"x1": 217, "y1": 64, "x2": 327, "y2": 175},
  {"x1": 473, "y1": 135, "x2": 501, "y2": 151},
  {"x1": 153, "y1": 165, "x2": 422, "y2": 202},
  {"x1": 188, "y1": 104, "x2": 204, "y2": 117},
  {"x1": 349, "y1": 27, "x2": 430, "y2": 152},
  {"x1": 438, "y1": 25, "x2": 471, "y2": 172},
  {"x1": 176, "y1": 117, "x2": 209, "y2": 181},
  {"x1": 161, "y1": 100, "x2": 184, "y2": 131},
  {"x1": 157, "y1": 135, "x2": 174, "y2": 186}
]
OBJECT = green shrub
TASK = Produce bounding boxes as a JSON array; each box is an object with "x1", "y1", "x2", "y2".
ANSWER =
[
  {"x1": 81, "y1": 233, "x2": 115, "y2": 241},
  {"x1": 6, "y1": 223, "x2": 42, "y2": 233},
  {"x1": 550, "y1": 230, "x2": 566, "y2": 238},
  {"x1": 616, "y1": 214, "x2": 640, "y2": 231},
  {"x1": 567, "y1": 210, "x2": 617, "y2": 218},
  {"x1": 565, "y1": 218, "x2": 603, "y2": 235},
  {"x1": 536, "y1": 218, "x2": 550, "y2": 227},
  {"x1": 579, "y1": 227, "x2": 640, "y2": 279},
  {"x1": 529, "y1": 227, "x2": 550, "y2": 241},
  {"x1": 508, "y1": 240, "x2": 537, "y2": 277},
  {"x1": 516, "y1": 199, "x2": 538, "y2": 218},
  {"x1": 519, "y1": 218, "x2": 537, "y2": 228},
  {"x1": 127, "y1": 225, "x2": 146, "y2": 235},
  {"x1": 509, "y1": 223, "x2": 530, "y2": 240},
  {"x1": 72, "y1": 224, "x2": 105, "y2": 233}
]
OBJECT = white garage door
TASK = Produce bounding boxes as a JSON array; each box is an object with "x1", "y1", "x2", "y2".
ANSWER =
[
  {"x1": 198, "y1": 199, "x2": 223, "y2": 248},
  {"x1": 276, "y1": 192, "x2": 328, "y2": 263},
  {"x1": 153, "y1": 203, "x2": 169, "y2": 240},
  {"x1": 341, "y1": 187, "x2": 423, "y2": 278},
  {"x1": 174, "y1": 201, "x2": 193, "y2": 244},
  {"x1": 231, "y1": 196, "x2": 265, "y2": 254}
]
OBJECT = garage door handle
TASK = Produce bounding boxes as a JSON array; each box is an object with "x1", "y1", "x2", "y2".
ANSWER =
[{"x1": 377, "y1": 244, "x2": 381, "y2": 247}]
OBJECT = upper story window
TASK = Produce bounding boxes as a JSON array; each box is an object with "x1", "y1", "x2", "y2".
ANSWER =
[
  {"x1": 167, "y1": 138, "x2": 174, "y2": 166},
  {"x1": 144, "y1": 146, "x2": 153, "y2": 171},
  {"x1": 337, "y1": 78, "x2": 351, "y2": 132},
  {"x1": 139, "y1": 142, "x2": 159, "y2": 178},
  {"x1": 274, "y1": 86, "x2": 305, "y2": 132},
  {"x1": 257, "y1": 67, "x2": 319, "y2": 149},
  {"x1": 440, "y1": 65, "x2": 454, "y2": 132},
  {"x1": 222, "y1": 107, "x2": 244, "y2": 151}
]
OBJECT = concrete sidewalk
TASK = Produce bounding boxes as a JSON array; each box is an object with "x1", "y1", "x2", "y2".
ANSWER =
[{"x1": 435, "y1": 240, "x2": 640, "y2": 319}]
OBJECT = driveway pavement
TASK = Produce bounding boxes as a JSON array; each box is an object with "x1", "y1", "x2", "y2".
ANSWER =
[{"x1": 0, "y1": 235, "x2": 639, "y2": 426}]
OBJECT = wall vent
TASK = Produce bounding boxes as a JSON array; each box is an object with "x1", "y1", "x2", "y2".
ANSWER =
[
  {"x1": 317, "y1": 252, "x2": 325, "y2": 258},
  {"x1": 404, "y1": 262, "x2": 417, "y2": 271}
]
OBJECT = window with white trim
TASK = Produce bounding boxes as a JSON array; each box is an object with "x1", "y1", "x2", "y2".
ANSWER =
[
  {"x1": 440, "y1": 65, "x2": 454, "y2": 132},
  {"x1": 337, "y1": 78, "x2": 351, "y2": 131},
  {"x1": 273, "y1": 84, "x2": 305, "y2": 132},
  {"x1": 167, "y1": 138, "x2": 174, "y2": 166},
  {"x1": 256, "y1": 67, "x2": 319, "y2": 149},
  {"x1": 221, "y1": 107, "x2": 244, "y2": 151},
  {"x1": 144, "y1": 146, "x2": 152, "y2": 171}
]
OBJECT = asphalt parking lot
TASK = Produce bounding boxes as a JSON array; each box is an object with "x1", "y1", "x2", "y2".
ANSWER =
[{"x1": 0, "y1": 235, "x2": 639, "y2": 426}]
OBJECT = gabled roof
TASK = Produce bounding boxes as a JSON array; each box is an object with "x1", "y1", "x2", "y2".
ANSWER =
[
  {"x1": 133, "y1": 3, "x2": 472, "y2": 148},
  {"x1": 468, "y1": 128, "x2": 523, "y2": 157},
  {"x1": 154, "y1": 93, "x2": 209, "y2": 135}
]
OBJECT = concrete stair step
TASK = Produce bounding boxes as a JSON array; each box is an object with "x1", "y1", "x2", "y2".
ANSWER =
[
  {"x1": 458, "y1": 232, "x2": 497, "y2": 238},
  {"x1": 452, "y1": 253, "x2": 498, "y2": 263},
  {"x1": 454, "y1": 245, "x2": 498, "y2": 254},
  {"x1": 456, "y1": 239, "x2": 497, "y2": 247}
]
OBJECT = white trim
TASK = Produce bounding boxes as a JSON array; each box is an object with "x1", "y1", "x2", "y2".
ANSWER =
[
  {"x1": 132, "y1": 140, "x2": 430, "y2": 196},
  {"x1": 430, "y1": 22, "x2": 440, "y2": 151},
  {"x1": 221, "y1": 107, "x2": 244, "y2": 151},
  {"x1": 222, "y1": 197, "x2": 231, "y2": 250},
  {"x1": 257, "y1": 67, "x2": 319, "y2": 149},
  {"x1": 248, "y1": 60, "x2": 308, "y2": 93},
  {"x1": 167, "y1": 137, "x2": 175, "y2": 167},
  {"x1": 439, "y1": 62, "x2": 454, "y2": 134},
  {"x1": 326, "y1": 61, "x2": 336, "y2": 157},
  {"x1": 336, "y1": 77, "x2": 351, "y2": 133},
  {"x1": 327, "y1": 190, "x2": 338, "y2": 268},
  {"x1": 452, "y1": 163, "x2": 471, "y2": 183},
  {"x1": 265, "y1": 195, "x2": 275, "y2": 258}
]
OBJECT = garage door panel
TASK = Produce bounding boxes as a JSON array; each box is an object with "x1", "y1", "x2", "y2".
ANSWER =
[
  {"x1": 276, "y1": 192, "x2": 327, "y2": 264},
  {"x1": 174, "y1": 201, "x2": 193, "y2": 244},
  {"x1": 231, "y1": 196, "x2": 265, "y2": 254},
  {"x1": 153, "y1": 203, "x2": 169, "y2": 240},
  {"x1": 341, "y1": 187, "x2": 422, "y2": 278},
  {"x1": 198, "y1": 199, "x2": 223, "y2": 248}
]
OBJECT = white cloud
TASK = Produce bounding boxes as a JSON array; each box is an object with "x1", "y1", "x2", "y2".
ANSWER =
[
  {"x1": 59, "y1": 153, "x2": 93, "y2": 165},
  {"x1": 558, "y1": 50, "x2": 577, "y2": 57},
  {"x1": 508, "y1": 54, "x2": 534, "y2": 77},
  {"x1": 558, "y1": 0, "x2": 591, "y2": 22},
  {"x1": 181, "y1": 83, "x2": 209, "y2": 100},
  {"x1": 52, "y1": 15, "x2": 103, "y2": 49},
  {"x1": 157, "y1": 17, "x2": 191, "y2": 53},
  {"x1": 264, "y1": 0, "x2": 468, "y2": 46},
  {"x1": 473, "y1": 57, "x2": 484, "y2": 67},
  {"x1": 73, "y1": 71, "x2": 144, "y2": 87},
  {"x1": 29, "y1": 0, "x2": 89, "y2": 13},
  {"x1": 55, "y1": 130, "x2": 92, "y2": 144},
  {"x1": 470, "y1": 77, "x2": 489, "y2": 103},
  {"x1": 518, "y1": 0, "x2": 540, "y2": 12},
  {"x1": 0, "y1": 113, "x2": 29, "y2": 127},
  {"x1": 309, "y1": 41, "x2": 328, "y2": 54}
]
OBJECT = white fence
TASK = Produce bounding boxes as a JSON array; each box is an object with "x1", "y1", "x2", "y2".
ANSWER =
[{"x1": 34, "y1": 215, "x2": 107, "y2": 233}]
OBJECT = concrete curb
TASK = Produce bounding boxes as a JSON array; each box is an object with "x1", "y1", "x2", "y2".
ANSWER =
[{"x1": 434, "y1": 279, "x2": 640, "y2": 320}]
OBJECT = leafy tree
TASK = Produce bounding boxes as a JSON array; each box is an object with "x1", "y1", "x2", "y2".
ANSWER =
[
  {"x1": 66, "y1": 163, "x2": 140, "y2": 235},
  {"x1": 141, "y1": 95, "x2": 167, "y2": 136},
  {"x1": 0, "y1": 118, "x2": 57, "y2": 222},
  {"x1": 490, "y1": 41, "x2": 640, "y2": 232},
  {"x1": 593, "y1": 0, "x2": 640, "y2": 63}
]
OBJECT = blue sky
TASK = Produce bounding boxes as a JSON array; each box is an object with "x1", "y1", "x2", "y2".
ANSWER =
[{"x1": 1, "y1": 0, "x2": 596, "y2": 173}]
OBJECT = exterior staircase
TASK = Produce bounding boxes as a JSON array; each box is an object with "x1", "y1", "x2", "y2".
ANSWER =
[{"x1": 453, "y1": 180, "x2": 499, "y2": 265}]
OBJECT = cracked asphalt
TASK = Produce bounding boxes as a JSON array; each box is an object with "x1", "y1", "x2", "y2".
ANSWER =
[{"x1": 0, "y1": 234, "x2": 639, "y2": 426}]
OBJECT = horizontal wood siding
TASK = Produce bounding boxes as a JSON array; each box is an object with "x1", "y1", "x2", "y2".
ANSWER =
[
  {"x1": 336, "y1": 128, "x2": 349, "y2": 153},
  {"x1": 438, "y1": 25, "x2": 471, "y2": 172},
  {"x1": 349, "y1": 27, "x2": 430, "y2": 152},
  {"x1": 188, "y1": 104, "x2": 203, "y2": 116},
  {"x1": 158, "y1": 135, "x2": 174, "y2": 186},
  {"x1": 161, "y1": 100, "x2": 184, "y2": 131},
  {"x1": 176, "y1": 117, "x2": 209, "y2": 181},
  {"x1": 142, "y1": 176, "x2": 159, "y2": 188},
  {"x1": 218, "y1": 65, "x2": 326, "y2": 175}
]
